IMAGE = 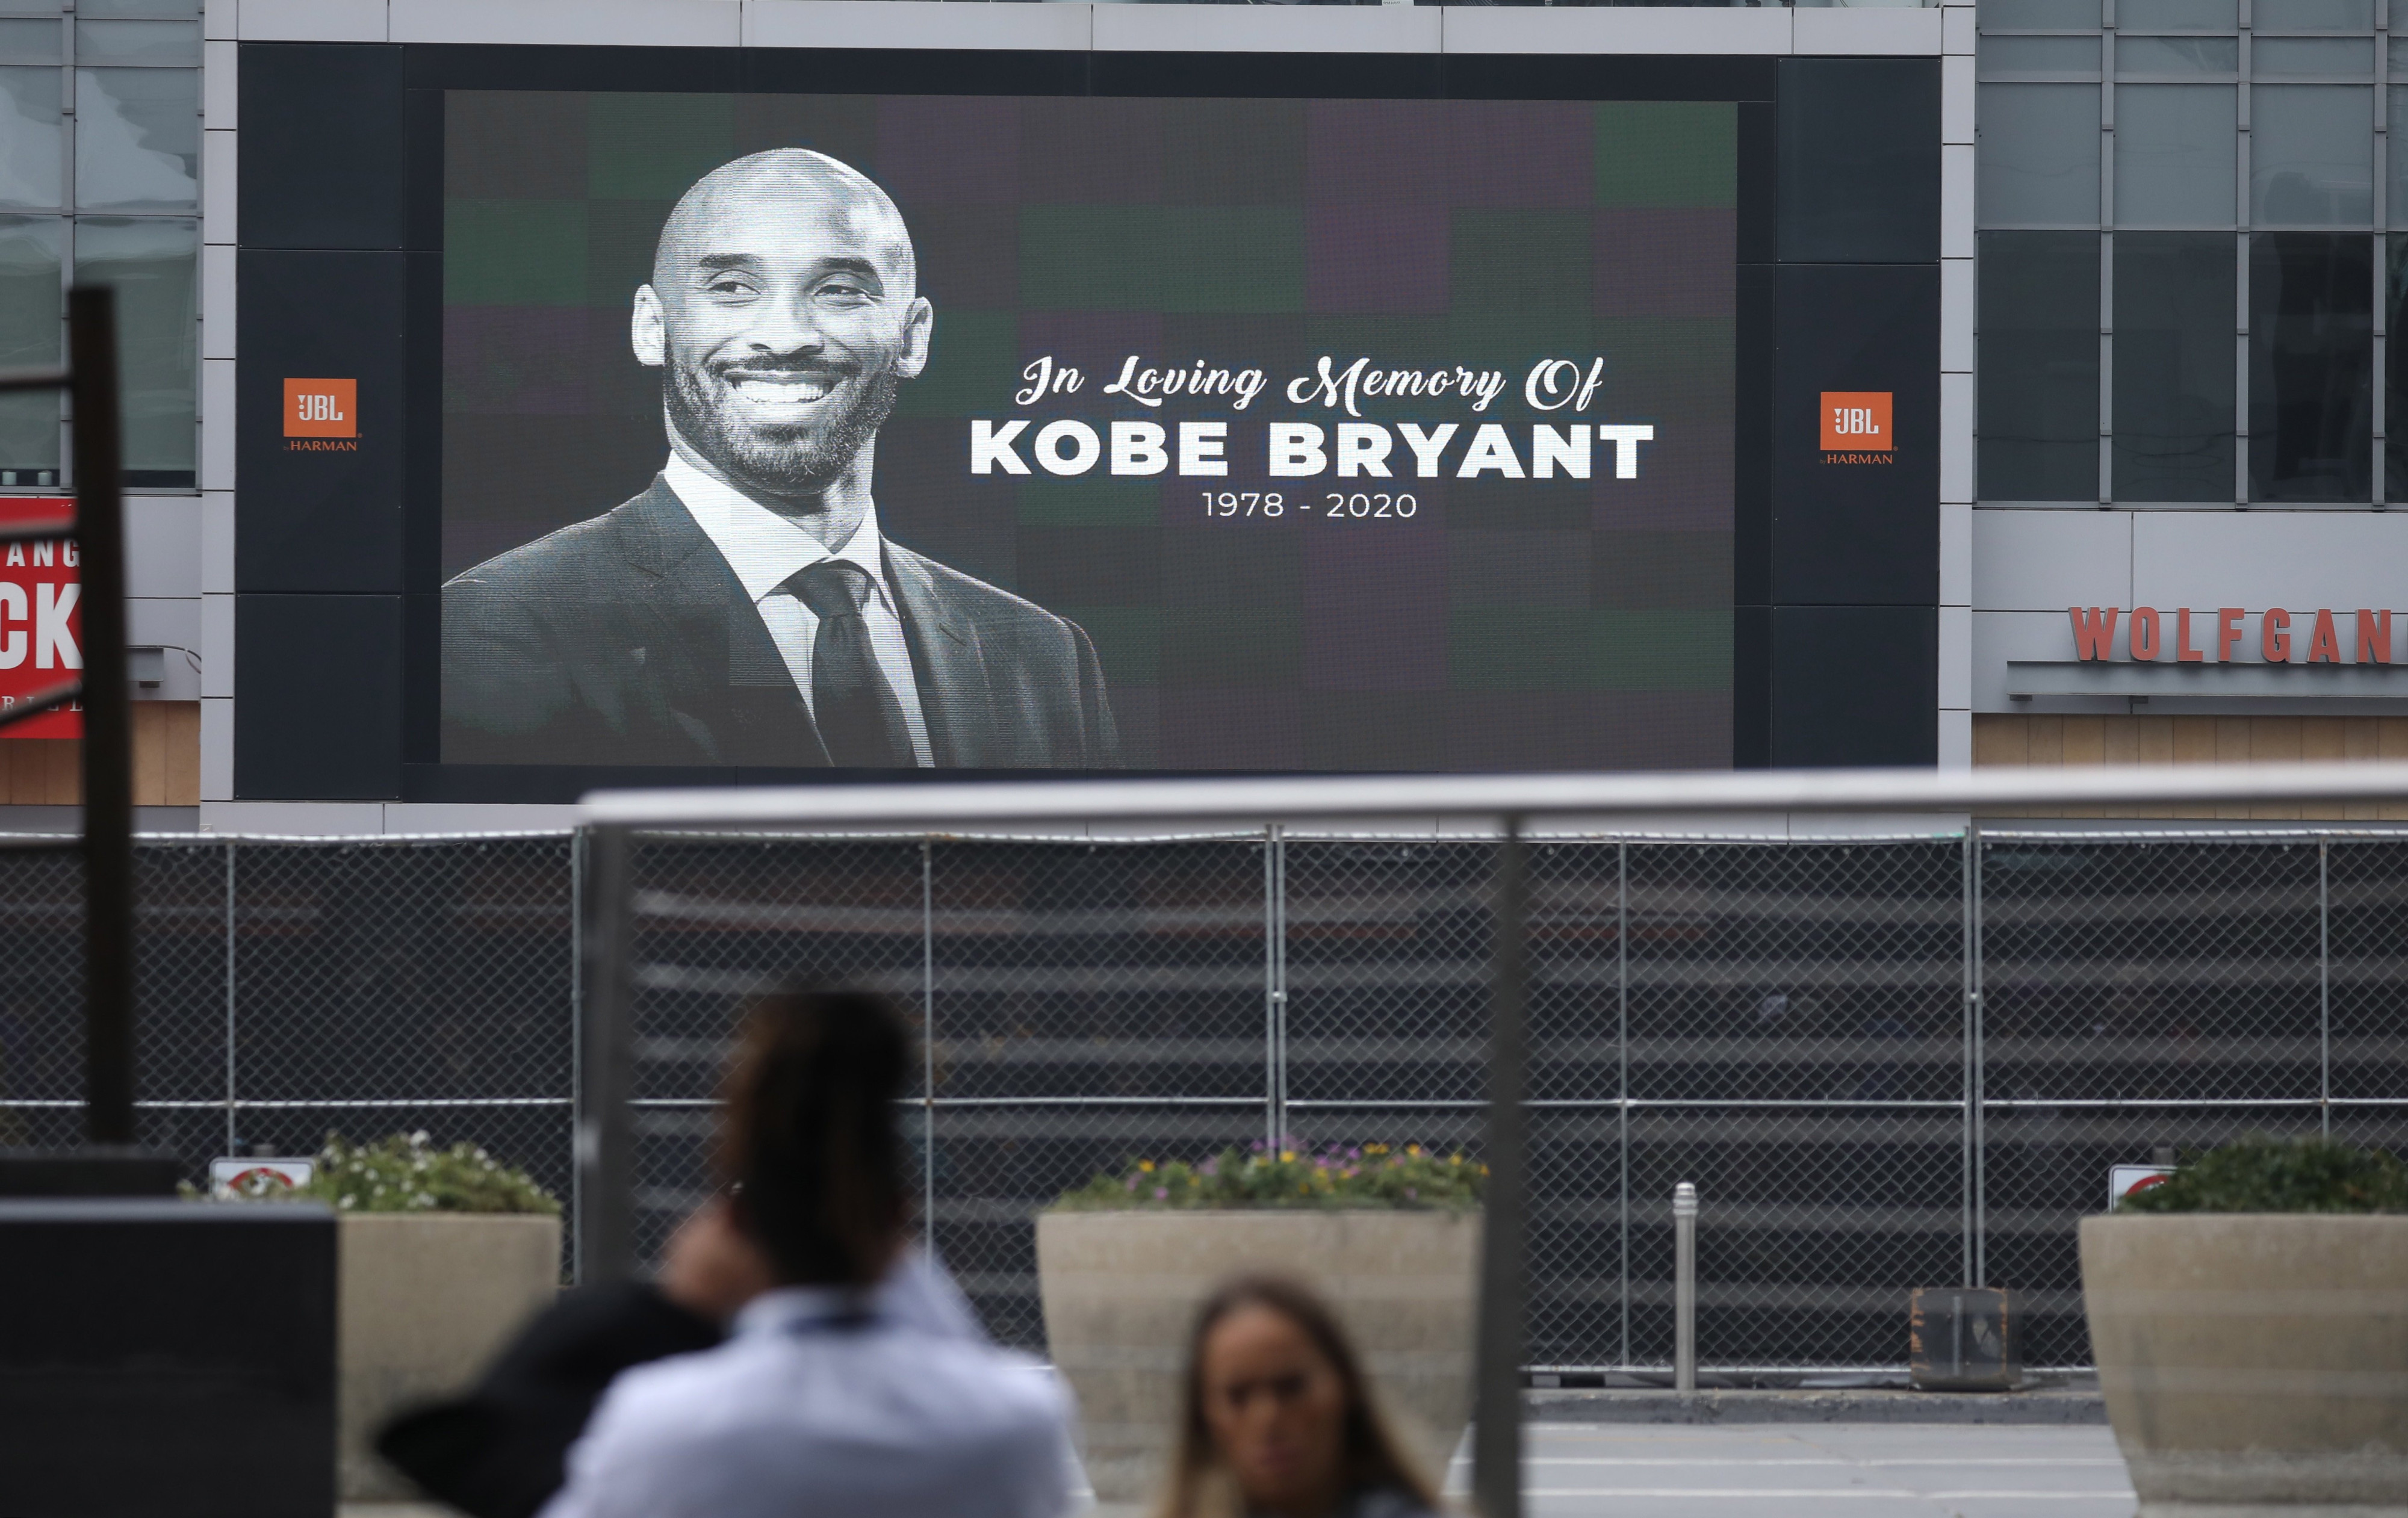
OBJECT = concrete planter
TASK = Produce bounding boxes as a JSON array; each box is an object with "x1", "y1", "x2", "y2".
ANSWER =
[
  {"x1": 2079, "y1": 1213, "x2": 2408, "y2": 1517},
  {"x1": 1036, "y1": 1209, "x2": 1480, "y2": 1504},
  {"x1": 338, "y1": 1212, "x2": 560, "y2": 1500}
]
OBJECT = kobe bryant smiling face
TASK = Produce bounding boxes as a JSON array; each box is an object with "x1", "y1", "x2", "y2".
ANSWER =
[{"x1": 631, "y1": 149, "x2": 933, "y2": 548}]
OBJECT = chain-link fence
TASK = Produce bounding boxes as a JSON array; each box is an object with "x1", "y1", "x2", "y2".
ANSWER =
[
  {"x1": 0, "y1": 834, "x2": 576, "y2": 1253},
  {"x1": 4, "y1": 826, "x2": 2403, "y2": 1372}
]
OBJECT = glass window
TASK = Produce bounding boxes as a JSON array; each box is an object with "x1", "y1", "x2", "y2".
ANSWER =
[
  {"x1": 1979, "y1": 84, "x2": 2101, "y2": 225},
  {"x1": 2388, "y1": 236, "x2": 2408, "y2": 499},
  {"x1": 1979, "y1": 230, "x2": 2102, "y2": 500},
  {"x1": 2119, "y1": 0, "x2": 2239, "y2": 28},
  {"x1": 78, "y1": 0, "x2": 200, "y2": 16},
  {"x1": 2115, "y1": 86, "x2": 2237, "y2": 225},
  {"x1": 73, "y1": 66, "x2": 196, "y2": 212},
  {"x1": 0, "y1": 215, "x2": 60, "y2": 485},
  {"x1": 73, "y1": 217, "x2": 194, "y2": 486},
  {"x1": 2250, "y1": 87, "x2": 2374, "y2": 226},
  {"x1": 2251, "y1": 38, "x2": 2373, "y2": 76},
  {"x1": 2390, "y1": 88, "x2": 2408, "y2": 226},
  {"x1": 2117, "y1": 37, "x2": 2239, "y2": 75},
  {"x1": 2253, "y1": 0, "x2": 2374, "y2": 29},
  {"x1": 1979, "y1": 36, "x2": 2101, "y2": 77},
  {"x1": 2114, "y1": 232, "x2": 2236, "y2": 500},
  {"x1": 0, "y1": 19, "x2": 62, "y2": 64},
  {"x1": 2248, "y1": 232, "x2": 2372, "y2": 501},
  {"x1": 1980, "y1": 0, "x2": 2101, "y2": 28},
  {"x1": 74, "y1": 19, "x2": 199, "y2": 64},
  {"x1": 0, "y1": 66, "x2": 62, "y2": 211}
]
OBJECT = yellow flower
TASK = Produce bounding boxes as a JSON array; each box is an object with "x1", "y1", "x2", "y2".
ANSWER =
[
  {"x1": 1298, "y1": 1182, "x2": 1309, "y2": 1194},
  {"x1": 1280, "y1": 1150, "x2": 1296, "y2": 1162},
  {"x1": 1407, "y1": 1144, "x2": 1422, "y2": 1156},
  {"x1": 1138, "y1": 1160, "x2": 1155, "y2": 1173}
]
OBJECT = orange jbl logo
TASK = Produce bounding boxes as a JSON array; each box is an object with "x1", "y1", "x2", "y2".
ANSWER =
[
  {"x1": 285, "y1": 379, "x2": 356, "y2": 439},
  {"x1": 1820, "y1": 391, "x2": 1891, "y2": 453}
]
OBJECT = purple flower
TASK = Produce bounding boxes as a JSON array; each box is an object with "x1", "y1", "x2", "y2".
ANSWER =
[
  {"x1": 1406, "y1": 1186, "x2": 1418, "y2": 1201},
  {"x1": 1200, "y1": 1157, "x2": 1220, "y2": 1176},
  {"x1": 1125, "y1": 1175, "x2": 1139, "y2": 1191},
  {"x1": 1348, "y1": 1147, "x2": 1362, "y2": 1161},
  {"x1": 1153, "y1": 1186, "x2": 1168, "y2": 1200},
  {"x1": 1252, "y1": 1139, "x2": 1266, "y2": 1153}
]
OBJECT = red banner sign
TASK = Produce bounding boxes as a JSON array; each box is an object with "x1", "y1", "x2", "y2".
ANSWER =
[{"x1": 0, "y1": 496, "x2": 82, "y2": 739}]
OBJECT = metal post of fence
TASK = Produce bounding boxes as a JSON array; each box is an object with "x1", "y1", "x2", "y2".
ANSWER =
[
  {"x1": 568, "y1": 827, "x2": 584, "y2": 1283},
  {"x1": 922, "y1": 837, "x2": 936, "y2": 1255},
  {"x1": 1960, "y1": 825, "x2": 1975, "y2": 1286},
  {"x1": 2320, "y1": 838, "x2": 2332, "y2": 1138},
  {"x1": 576, "y1": 824, "x2": 636, "y2": 1281},
  {"x1": 1273, "y1": 826, "x2": 1288, "y2": 1145},
  {"x1": 223, "y1": 840, "x2": 236, "y2": 1157},
  {"x1": 1673, "y1": 1180, "x2": 1697, "y2": 1394},
  {"x1": 70, "y1": 287, "x2": 134, "y2": 1146},
  {"x1": 1969, "y1": 823, "x2": 1987, "y2": 1288},
  {"x1": 1263, "y1": 825, "x2": 1280, "y2": 1152},
  {"x1": 1472, "y1": 816, "x2": 1530, "y2": 1518},
  {"x1": 1616, "y1": 838, "x2": 1630, "y2": 1371}
]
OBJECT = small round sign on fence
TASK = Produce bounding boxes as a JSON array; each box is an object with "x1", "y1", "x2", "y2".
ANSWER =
[{"x1": 2109, "y1": 1164, "x2": 2174, "y2": 1210}]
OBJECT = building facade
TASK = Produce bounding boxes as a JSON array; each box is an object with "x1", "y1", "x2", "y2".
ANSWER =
[
  {"x1": 11, "y1": 0, "x2": 2383, "y2": 833},
  {"x1": 1973, "y1": 0, "x2": 2408, "y2": 798}
]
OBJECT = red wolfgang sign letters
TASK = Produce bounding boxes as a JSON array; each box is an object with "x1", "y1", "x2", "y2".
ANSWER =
[
  {"x1": 2071, "y1": 606, "x2": 2397, "y2": 666},
  {"x1": 0, "y1": 497, "x2": 80, "y2": 738}
]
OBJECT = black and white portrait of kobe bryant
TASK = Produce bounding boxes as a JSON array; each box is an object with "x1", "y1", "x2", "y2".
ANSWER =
[{"x1": 442, "y1": 148, "x2": 1119, "y2": 769}]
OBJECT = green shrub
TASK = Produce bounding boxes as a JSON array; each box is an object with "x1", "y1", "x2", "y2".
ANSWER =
[
  {"x1": 210, "y1": 1132, "x2": 559, "y2": 1215},
  {"x1": 2121, "y1": 1134, "x2": 2408, "y2": 1215},
  {"x1": 1054, "y1": 1141, "x2": 1484, "y2": 1212}
]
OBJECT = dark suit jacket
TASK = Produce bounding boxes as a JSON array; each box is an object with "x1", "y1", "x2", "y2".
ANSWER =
[
  {"x1": 442, "y1": 479, "x2": 1119, "y2": 768},
  {"x1": 377, "y1": 1283, "x2": 721, "y2": 1518}
]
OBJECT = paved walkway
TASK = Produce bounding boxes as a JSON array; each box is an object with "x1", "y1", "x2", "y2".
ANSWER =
[
  {"x1": 342, "y1": 1419, "x2": 2138, "y2": 1518},
  {"x1": 1436, "y1": 1422, "x2": 2136, "y2": 1518}
]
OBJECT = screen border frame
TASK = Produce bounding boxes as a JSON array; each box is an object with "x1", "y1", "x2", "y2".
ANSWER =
[{"x1": 392, "y1": 46, "x2": 1778, "y2": 802}]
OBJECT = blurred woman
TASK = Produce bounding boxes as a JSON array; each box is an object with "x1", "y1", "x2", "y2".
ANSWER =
[
  {"x1": 537, "y1": 987, "x2": 1077, "y2": 1518},
  {"x1": 1157, "y1": 1274, "x2": 1445, "y2": 1518}
]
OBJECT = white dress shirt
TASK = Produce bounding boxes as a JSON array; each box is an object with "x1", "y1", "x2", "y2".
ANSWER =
[
  {"x1": 538, "y1": 1252, "x2": 1079, "y2": 1518},
  {"x1": 663, "y1": 453, "x2": 934, "y2": 767}
]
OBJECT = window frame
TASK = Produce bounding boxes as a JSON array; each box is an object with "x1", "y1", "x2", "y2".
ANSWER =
[
  {"x1": 0, "y1": 2, "x2": 200, "y2": 496},
  {"x1": 1974, "y1": 0, "x2": 2399, "y2": 507}
]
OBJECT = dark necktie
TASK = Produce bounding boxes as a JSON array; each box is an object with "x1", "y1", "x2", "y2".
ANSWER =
[{"x1": 782, "y1": 559, "x2": 914, "y2": 769}]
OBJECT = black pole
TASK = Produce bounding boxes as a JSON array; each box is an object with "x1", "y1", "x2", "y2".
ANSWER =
[
  {"x1": 1472, "y1": 816, "x2": 1530, "y2": 1518},
  {"x1": 68, "y1": 286, "x2": 132, "y2": 1147},
  {"x1": 576, "y1": 824, "x2": 635, "y2": 1281}
]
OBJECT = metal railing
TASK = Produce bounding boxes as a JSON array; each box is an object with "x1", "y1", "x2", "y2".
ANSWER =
[
  {"x1": 3, "y1": 820, "x2": 2403, "y2": 1377},
  {"x1": 572, "y1": 763, "x2": 2408, "y2": 1518}
]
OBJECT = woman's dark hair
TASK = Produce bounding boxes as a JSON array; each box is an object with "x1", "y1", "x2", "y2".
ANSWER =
[
  {"x1": 1154, "y1": 1272, "x2": 1438, "y2": 1518},
  {"x1": 715, "y1": 986, "x2": 912, "y2": 1287}
]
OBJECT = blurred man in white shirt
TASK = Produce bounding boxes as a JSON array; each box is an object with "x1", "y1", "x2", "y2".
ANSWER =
[{"x1": 536, "y1": 989, "x2": 1078, "y2": 1518}]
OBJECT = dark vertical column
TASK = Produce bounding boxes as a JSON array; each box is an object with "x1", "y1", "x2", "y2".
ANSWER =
[
  {"x1": 70, "y1": 287, "x2": 132, "y2": 1147},
  {"x1": 576, "y1": 825, "x2": 635, "y2": 1281},
  {"x1": 1472, "y1": 818, "x2": 1530, "y2": 1518},
  {"x1": 1768, "y1": 59, "x2": 1943, "y2": 767}
]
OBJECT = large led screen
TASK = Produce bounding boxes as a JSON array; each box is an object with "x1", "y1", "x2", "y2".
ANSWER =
[{"x1": 439, "y1": 91, "x2": 1736, "y2": 771}]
